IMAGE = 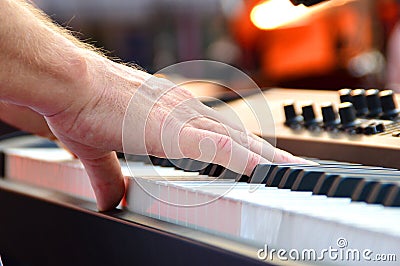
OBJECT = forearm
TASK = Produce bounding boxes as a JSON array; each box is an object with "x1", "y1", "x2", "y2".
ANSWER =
[
  {"x1": 0, "y1": 0, "x2": 91, "y2": 116},
  {"x1": 0, "y1": 1, "x2": 310, "y2": 212}
]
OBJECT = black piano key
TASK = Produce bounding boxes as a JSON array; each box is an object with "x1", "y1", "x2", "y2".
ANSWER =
[
  {"x1": 170, "y1": 158, "x2": 192, "y2": 171},
  {"x1": 184, "y1": 160, "x2": 209, "y2": 172},
  {"x1": 150, "y1": 156, "x2": 163, "y2": 166},
  {"x1": 278, "y1": 169, "x2": 303, "y2": 189},
  {"x1": 160, "y1": 158, "x2": 176, "y2": 167},
  {"x1": 268, "y1": 163, "x2": 400, "y2": 192},
  {"x1": 248, "y1": 164, "x2": 275, "y2": 184},
  {"x1": 366, "y1": 183, "x2": 398, "y2": 204},
  {"x1": 349, "y1": 175, "x2": 400, "y2": 201},
  {"x1": 266, "y1": 166, "x2": 291, "y2": 187},
  {"x1": 327, "y1": 177, "x2": 364, "y2": 197},
  {"x1": 236, "y1": 174, "x2": 250, "y2": 182},
  {"x1": 208, "y1": 164, "x2": 224, "y2": 177},
  {"x1": 375, "y1": 183, "x2": 398, "y2": 204},
  {"x1": 273, "y1": 165, "x2": 399, "y2": 180},
  {"x1": 263, "y1": 165, "x2": 283, "y2": 186},
  {"x1": 198, "y1": 163, "x2": 215, "y2": 175},
  {"x1": 292, "y1": 171, "x2": 325, "y2": 191},
  {"x1": 286, "y1": 165, "x2": 378, "y2": 192},
  {"x1": 384, "y1": 186, "x2": 400, "y2": 207},
  {"x1": 260, "y1": 165, "x2": 282, "y2": 184},
  {"x1": 351, "y1": 180, "x2": 379, "y2": 202},
  {"x1": 218, "y1": 169, "x2": 242, "y2": 180},
  {"x1": 171, "y1": 158, "x2": 192, "y2": 171},
  {"x1": 300, "y1": 168, "x2": 400, "y2": 183},
  {"x1": 349, "y1": 175, "x2": 400, "y2": 203},
  {"x1": 289, "y1": 164, "x2": 399, "y2": 192},
  {"x1": 313, "y1": 174, "x2": 341, "y2": 195},
  {"x1": 170, "y1": 158, "x2": 205, "y2": 172}
]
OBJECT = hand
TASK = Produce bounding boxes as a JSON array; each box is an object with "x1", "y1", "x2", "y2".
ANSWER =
[
  {"x1": 0, "y1": 0, "x2": 310, "y2": 211},
  {"x1": 39, "y1": 55, "x2": 310, "y2": 211}
]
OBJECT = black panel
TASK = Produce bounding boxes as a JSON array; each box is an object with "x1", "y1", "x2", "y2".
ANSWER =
[{"x1": 0, "y1": 183, "x2": 270, "y2": 266}]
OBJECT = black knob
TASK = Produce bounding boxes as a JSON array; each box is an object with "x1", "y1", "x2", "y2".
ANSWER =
[
  {"x1": 365, "y1": 89, "x2": 382, "y2": 117},
  {"x1": 339, "y1": 88, "x2": 353, "y2": 103},
  {"x1": 363, "y1": 122, "x2": 385, "y2": 135},
  {"x1": 321, "y1": 102, "x2": 339, "y2": 127},
  {"x1": 338, "y1": 102, "x2": 359, "y2": 128},
  {"x1": 283, "y1": 100, "x2": 303, "y2": 127},
  {"x1": 379, "y1": 90, "x2": 399, "y2": 120},
  {"x1": 350, "y1": 89, "x2": 368, "y2": 117},
  {"x1": 301, "y1": 102, "x2": 319, "y2": 127}
]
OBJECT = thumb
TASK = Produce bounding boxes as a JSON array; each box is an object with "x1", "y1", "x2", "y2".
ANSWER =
[{"x1": 79, "y1": 151, "x2": 125, "y2": 211}]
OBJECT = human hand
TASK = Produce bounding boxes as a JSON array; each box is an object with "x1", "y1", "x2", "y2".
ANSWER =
[
  {"x1": 0, "y1": 0, "x2": 310, "y2": 211},
  {"x1": 39, "y1": 55, "x2": 310, "y2": 211}
]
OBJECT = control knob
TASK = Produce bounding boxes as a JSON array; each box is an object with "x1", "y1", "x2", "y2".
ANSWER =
[
  {"x1": 338, "y1": 102, "x2": 360, "y2": 128},
  {"x1": 283, "y1": 100, "x2": 303, "y2": 127},
  {"x1": 339, "y1": 88, "x2": 353, "y2": 103},
  {"x1": 379, "y1": 90, "x2": 400, "y2": 120},
  {"x1": 302, "y1": 102, "x2": 320, "y2": 128},
  {"x1": 321, "y1": 102, "x2": 339, "y2": 128},
  {"x1": 365, "y1": 89, "x2": 382, "y2": 118},
  {"x1": 350, "y1": 89, "x2": 368, "y2": 117}
]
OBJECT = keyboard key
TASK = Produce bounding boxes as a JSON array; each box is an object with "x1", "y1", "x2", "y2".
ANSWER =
[
  {"x1": 366, "y1": 182, "x2": 399, "y2": 204},
  {"x1": 292, "y1": 171, "x2": 325, "y2": 191},
  {"x1": 327, "y1": 177, "x2": 364, "y2": 197},
  {"x1": 313, "y1": 174, "x2": 341, "y2": 195},
  {"x1": 384, "y1": 186, "x2": 400, "y2": 207},
  {"x1": 278, "y1": 168, "x2": 303, "y2": 189}
]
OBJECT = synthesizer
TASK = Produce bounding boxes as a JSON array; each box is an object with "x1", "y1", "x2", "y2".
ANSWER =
[
  {"x1": 217, "y1": 88, "x2": 400, "y2": 169},
  {"x1": 1, "y1": 88, "x2": 400, "y2": 265}
]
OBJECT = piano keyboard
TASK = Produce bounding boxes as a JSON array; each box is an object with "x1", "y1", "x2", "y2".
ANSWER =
[{"x1": 3, "y1": 146, "x2": 400, "y2": 264}]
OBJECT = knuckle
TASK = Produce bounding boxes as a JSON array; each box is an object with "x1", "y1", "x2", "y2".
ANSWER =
[
  {"x1": 216, "y1": 135, "x2": 233, "y2": 154},
  {"x1": 239, "y1": 131, "x2": 251, "y2": 149},
  {"x1": 246, "y1": 153, "x2": 261, "y2": 173},
  {"x1": 179, "y1": 127, "x2": 198, "y2": 156}
]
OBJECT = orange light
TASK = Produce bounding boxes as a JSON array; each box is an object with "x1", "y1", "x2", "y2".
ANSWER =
[
  {"x1": 250, "y1": 0, "x2": 311, "y2": 30},
  {"x1": 250, "y1": 0, "x2": 351, "y2": 30}
]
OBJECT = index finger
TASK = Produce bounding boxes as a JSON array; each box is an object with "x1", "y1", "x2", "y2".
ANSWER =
[{"x1": 178, "y1": 127, "x2": 270, "y2": 176}]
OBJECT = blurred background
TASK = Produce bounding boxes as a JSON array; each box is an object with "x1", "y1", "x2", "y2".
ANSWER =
[{"x1": 31, "y1": 0, "x2": 400, "y2": 91}]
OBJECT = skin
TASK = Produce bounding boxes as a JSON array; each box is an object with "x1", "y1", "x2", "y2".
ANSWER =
[{"x1": 0, "y1": 0, "x2": 311, "y2": 211}]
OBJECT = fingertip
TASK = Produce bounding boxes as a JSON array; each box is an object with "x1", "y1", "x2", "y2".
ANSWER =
[
  {"x1": 273, "y1": 148, "x2": 317, "y2": 165},
  {"x1": 80, "y1": 152, "x2": 126, "y2": 211},
  {"x1": 96, "y1": 179, "x2": 125, "y2": 211}
]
